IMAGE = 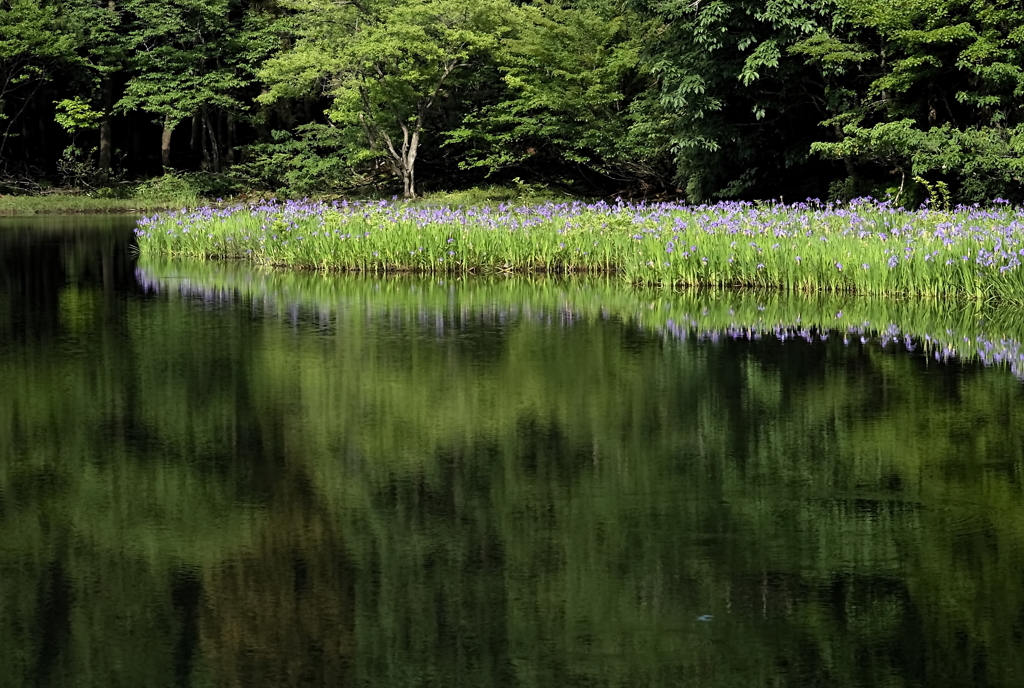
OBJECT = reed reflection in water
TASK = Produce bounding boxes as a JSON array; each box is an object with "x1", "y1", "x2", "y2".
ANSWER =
[{"x1": 2, "y1": 231, "x2": 1024, "y2": 688}]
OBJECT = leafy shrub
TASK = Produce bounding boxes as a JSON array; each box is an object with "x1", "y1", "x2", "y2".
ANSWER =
[
  {"x1": 232, "y1": 124, "x2": 370, "y2": 196},
  {"x1": 131, "y1": 172, "x2": 240, "y2": 205}
]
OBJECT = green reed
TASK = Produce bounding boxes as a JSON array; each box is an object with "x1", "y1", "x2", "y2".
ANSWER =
[{"x1": 135, "y1": 198, "x2": 1024, "y2": 301}]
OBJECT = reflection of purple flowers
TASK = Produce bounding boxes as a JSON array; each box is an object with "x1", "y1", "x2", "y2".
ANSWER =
[
  {"x1": 135, "y1": 262, "x2": 1024, "y2": 382},
  {"x1": 660, "y1": 315, "x2": 1024, "y2": 380}
]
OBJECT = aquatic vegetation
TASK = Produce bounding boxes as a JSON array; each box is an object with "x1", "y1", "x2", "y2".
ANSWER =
[
  {"x1": 135, "y1": 197, "x2": 1024, "y2": 301},
  {"x1": 137, "y1": 257, "x2": 1024, "y2": 381}
]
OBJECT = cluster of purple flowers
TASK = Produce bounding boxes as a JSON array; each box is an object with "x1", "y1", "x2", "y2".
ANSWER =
[{"x1": 134, "y1": 196, "x2": 1024, "y2": 298}]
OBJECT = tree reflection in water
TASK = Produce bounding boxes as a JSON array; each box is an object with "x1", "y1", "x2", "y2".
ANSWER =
[{"x1": 1, "y1": 229, "x2": 1023, "y2": 687}]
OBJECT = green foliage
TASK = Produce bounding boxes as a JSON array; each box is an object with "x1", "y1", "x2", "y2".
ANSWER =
[
  {"x1": 130, "y1": 171, "x2": 239, "y2": 205},
  {"x1": 6, "y1": 0, "x2": 1024, "y2": 202},
  {"x1": 116, "y1": 0, "x2": 266, "y2": 129},
  {"x1": 446, "y1": 0, "x2": 671, "y2": 189},
  {"x1": 53, "y1": 96, "x2": 102, "y2": 132},
  {"x1": 629, "y1": 0, "x2": 838, "y2": 200},
  {"x1": 51, "y1": 96, "x2": 106, "y2": 187},
  {"x1": 259, "y1": 0, "x2": 513, "y2": 198},
  {"x1": 798, "y1": 0, "x2": 1024, "y2": 202},
  {"x1": 815, "y1": 121, "x2": 1024, "y2": 204},
  {"x1": 232, "y1": 124, "x2": 369, "y2": 195},
  {"x1": 912, "y1": 124, "x2": 1024, "y2": 202},
  {"x1": 0, "y1": 0, "x2": 87, "y2": 161},
  {"x1": 413, "y1": 180, "x2": 574, "y2": 208},
  {"x1": 914, "y1": 175, "x2": 952, "y2": 212}
]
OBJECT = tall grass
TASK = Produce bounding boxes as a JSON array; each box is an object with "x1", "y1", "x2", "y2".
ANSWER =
[{"x1": 135, "y1": 197, "x2": 1024, "y2": 301}]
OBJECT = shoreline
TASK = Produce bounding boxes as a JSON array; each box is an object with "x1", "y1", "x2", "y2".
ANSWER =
[
  {"x1": 0, "y1": 184, "x2": 578, "y2": 217},
  {"x1": 0, "y1": 198, "x2": 193, "y2": 216},
  {"x1": 1, "y1": 207, "x2": 159, "y2": 216}
]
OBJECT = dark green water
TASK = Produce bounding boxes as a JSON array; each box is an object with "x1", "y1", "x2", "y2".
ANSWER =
[{"x1": 3, "y1": 216, "x2": 1024, "y2": 687}]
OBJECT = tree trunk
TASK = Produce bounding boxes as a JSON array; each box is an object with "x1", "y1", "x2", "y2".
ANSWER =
[
  {"x1": 131, "y1": 115, "x2": 142, "y2": 165},
  {"x1": 403, "y1": 167, "x2": 414, "y2": 199},
  {"x1": 202, "y1": 108, "x2": 220, "y2": 173},
  {"x1": 402, "y1": 130, "x2": 419, "y2": 199},
  {"x1": 191, "y1": 113, "x2": 203, "y2": 168},
  {"x1": 256, "y1": 89, "x2": 272, "y2": 143},
  {"x1": 161, "y1": 114, "x2": 174, "y2": 169},
  {"x1": 96, "y1": 75, "x2": 114, "y2": 184},
  {"x1": 217, "y1": 110, "x2": 225, "y2": 164},
  {"x1": 96, "y1": 0, "x2": 117, "y2": 185},
  {"x1": 225, "y1": 114, "x2": 236, "y2": 165},
  {"x1": 834, "y1": 122, "x2": 855, "y2": 179}
]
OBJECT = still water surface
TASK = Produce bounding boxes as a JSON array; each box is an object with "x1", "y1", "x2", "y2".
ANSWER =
[{"x1": 3, "y1": 215, "x2": 1024, "y2": 687}]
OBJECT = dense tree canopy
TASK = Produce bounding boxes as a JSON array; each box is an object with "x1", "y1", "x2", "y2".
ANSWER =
[{"x1": 1, "y1": 0, "x2": 1023, "y2": 201}]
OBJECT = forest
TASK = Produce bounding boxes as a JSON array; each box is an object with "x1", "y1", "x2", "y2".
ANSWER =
[{"x1": 2, "y1": 0, "x2": 1023, "y2": 202}]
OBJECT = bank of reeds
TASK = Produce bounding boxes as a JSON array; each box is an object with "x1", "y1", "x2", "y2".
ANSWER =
[{"x1": 135, "y1": 197, "x2": 1024, "y2": 301}]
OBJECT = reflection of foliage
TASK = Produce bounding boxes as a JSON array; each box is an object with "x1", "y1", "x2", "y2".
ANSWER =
[
  {"x1": 199, "y1": 475, "x2": 356, "y2": 687},
  {"x1": 138, "y1": 256, "x2": 1024, "y2": 379},
  {"x1": 4, "y1": 244, "x2": 1024, "y2": 685}
]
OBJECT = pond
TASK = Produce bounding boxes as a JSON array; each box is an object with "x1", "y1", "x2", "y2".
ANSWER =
[{"x1": 2, "y1": 215, "x2": 1024, "y2": 687}]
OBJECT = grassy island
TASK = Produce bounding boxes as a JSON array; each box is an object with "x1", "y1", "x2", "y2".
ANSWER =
[{"x1": 135, "y1": 198, "x2": 1024, "y2": 301}]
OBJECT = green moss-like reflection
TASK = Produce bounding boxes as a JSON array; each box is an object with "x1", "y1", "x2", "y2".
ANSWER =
[{"x1": 2, "y1": 252, "x2": 1024, "y2": 687}]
